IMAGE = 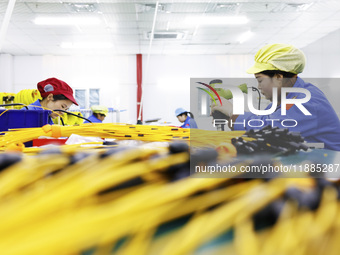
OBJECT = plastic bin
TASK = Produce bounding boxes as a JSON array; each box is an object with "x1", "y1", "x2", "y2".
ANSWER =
[
  {"x1": 33, "y1": 138, "x2": 67, "y2": 147},
  {"x1": 0, "y1": 109, "x2": 50, "y2": 133}
]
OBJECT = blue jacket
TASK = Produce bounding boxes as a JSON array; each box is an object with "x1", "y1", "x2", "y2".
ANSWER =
[
  {"x1": 83, "y1": 114, "x2": 102, "y2": 123},
  {"x1": 25, "y1": 99, "x2": 54, "y2": 125},
  {"x1": 181, "y1": 116, "x2": 198, "y2": 129},
  {"x1": 234, "y1": 77, "x2": 340, "y2": 151}
]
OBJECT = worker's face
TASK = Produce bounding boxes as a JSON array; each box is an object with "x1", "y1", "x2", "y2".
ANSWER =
[
  {"x1": 98, "y1": 114, "x2": 106, "y2": 122},
  {"x1": 45, "y1": 95, "x2": 73, "y2": 119},
  {"x1": 255, "y1": 73, "x2": 282, "y2": 101},
  {"x1": 177, "y1": 114, "x2": 186, "y2": 123}
]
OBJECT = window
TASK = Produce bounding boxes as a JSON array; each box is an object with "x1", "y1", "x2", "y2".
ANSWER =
[
  {"x1": 75, "y1": 88, "x2": 100, "y2": 109},
  {"x1": 75, "y1": 89, "x2": 86, "y2": 109},
  {"x1": 89, "y1": 89, "x2": 100, "y2": 106}
]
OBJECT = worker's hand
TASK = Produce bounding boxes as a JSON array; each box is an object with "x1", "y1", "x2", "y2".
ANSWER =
[{"x1": 210, "y1": 96, "x2": 233, "y2": 117}]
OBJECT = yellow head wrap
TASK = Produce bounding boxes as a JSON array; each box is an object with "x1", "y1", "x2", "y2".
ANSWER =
[
  {"x1": 247, "y1": 43, "x2": 306, "y2": 74},
  {"x1": 91, "y1": 105, "x2": 108, "y2": 116}
]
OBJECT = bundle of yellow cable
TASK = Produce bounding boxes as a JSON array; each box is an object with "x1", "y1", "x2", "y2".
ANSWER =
[
  {"x1": 0, "y1": 146, "x2": 191, "y2": 254},
  {"x1": 0, "y1": 145, "x2": 324, "y2": 255},
  {"x1": 0, "y1": 141, "x2": 118, "y2": 155},
  {"x1": 190, "y1": 129, "x2": 248, "y2": 147},
  {"x1": 53, "y1": 111, "x2": 84, "y2": 125},
  {"x1": 0, "y1": 123, "x2": 190, "y2": 147},
  {"x1": 0, "y1": 122, "x2": 248, "y2": 152},
  {"x1": 233, "y1": 187, "x2": 339, "y2": 255},
  {"x1": 13, "y1": 89, "x2": 42, "y2": 109}
]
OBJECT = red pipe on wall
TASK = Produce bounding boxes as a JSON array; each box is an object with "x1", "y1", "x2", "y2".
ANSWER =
[{"x1": 136, "y1": 54, "x2": 143, "y2": 123}]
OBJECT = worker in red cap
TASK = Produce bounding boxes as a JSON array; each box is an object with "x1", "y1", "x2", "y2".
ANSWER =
[{"x1": 26, "y1": 77, "x2": 78, "y2": 124}]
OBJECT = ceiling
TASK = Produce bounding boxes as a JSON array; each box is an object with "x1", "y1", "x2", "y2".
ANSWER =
[{"x1": 1, "y1": 0, "x2": 340, "y2": 56}]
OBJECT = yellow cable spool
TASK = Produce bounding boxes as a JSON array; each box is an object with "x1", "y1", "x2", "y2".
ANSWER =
[{"x1": 13, "y1": 89, "x2": 42, "y2": 109}]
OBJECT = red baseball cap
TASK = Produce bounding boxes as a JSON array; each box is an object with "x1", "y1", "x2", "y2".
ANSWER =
[{"x1": 37, "y1": 77, "x2": 78, "y2": 106}]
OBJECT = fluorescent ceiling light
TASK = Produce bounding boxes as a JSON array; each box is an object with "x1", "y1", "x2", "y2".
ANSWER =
[
  {"x1": 33, "y1": 16, "x2": 101, "y2": 26},
  {"x1": 60, "y1": 42, "x2": 113, "y2": 49},
  {"x1": 145, "y1": 31, "x2": 186, "y2": 40},
  {"x1": 239, "y1": 31, "x2": 254, "y2": 43},
  {"x1": 185, "y1": 16, "x2": 248, "y2": 25}
]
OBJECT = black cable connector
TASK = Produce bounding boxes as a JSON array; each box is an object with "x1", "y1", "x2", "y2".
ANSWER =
[
  {"x1": 235, "y1": 126, "x2": 307, "y2": 155},
  {"x1": 53, "y1": 109, "x2": 92, "y2": 124},
  {"x1": 0, "y1": 103, "x2": 28, "y2": 109}
]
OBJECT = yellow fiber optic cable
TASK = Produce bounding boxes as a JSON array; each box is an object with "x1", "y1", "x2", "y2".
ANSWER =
[
  {"x1": 0, "y1": 123, "x2": 191, "y2": 147},
  {"x1": 307, "y1": 187, "x2": 338, "y2": 240},
  {"x1": 0, "y1": 147, "x2": 239, "y2": 255},
  {"x1": 0, "y1": 154, "x2": 70, "y2": 198},
  {"x1": 158, "y1": 178, "x2": 290, "y2": 255},
  {"x1": 234, "y1": 218, "x2": 259, "y2": 255},
  {"x1": 0, "y1": 137, "x2": 338, "y2": 255},
  {"x1": 260, "y1": 201, "x2": 298, "y2": 255},
  {"x1": 0, "y1": 150, "x2": 188, "y2": 233}
]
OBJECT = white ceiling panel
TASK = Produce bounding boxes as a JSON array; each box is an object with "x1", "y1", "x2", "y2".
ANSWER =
[
  {"x1": 24, "y1": 2, "x2": 69, "y2": 13},
  {"x1": 107, "y1": 13, "x2": 136, "y2": 21},
  {"x1": 170, "y1": 3, "x2": 211, "y2": 13},
  {"x1": 10, "y1": 12, "x2": 36, "y2": 21},
  {"x1": 16, "y1": 28, "x2": 55, "y2": 36},
  {"x1": 308, "y1": 0, "x2": 340, "y2": 12},
  {"x1": 312, "y1": 25, "x2": 340, "y2": 34},
  {"x1": 255, "y1": 20, "x2": 294, "y2": 29},
  {"x1": 99, "y1": 3, "x2": 137, "y2": 13},
  {"x1": 1, "y1": 0, "x2": 340, "y2": 56},
  {"x1": 48, "y1": 27, "x2": 84, "y2": 35},
  {"x1": 260, "y1": 12, "x2": 301, "y2": 21},
  {"x1": 112, "y1": 34, "x2": 139, "y2": 41},
  {"x1": 5, "y1": 33, "x2": 36, "y2": 42},
  {"x1": 8, "y1": 3, "x2": 31, "y2": 13},
  {"x1": 239, "y1": 2, "x2": 279, "y2": 12},
  {"x1": 0, "y1": 2, "x2": 7, "y2": 9},
  {"x1": 2, "y1": 44, "x2": 25, "y2": 54}
]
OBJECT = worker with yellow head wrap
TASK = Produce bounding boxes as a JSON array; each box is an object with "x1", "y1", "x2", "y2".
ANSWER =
[
  {"x1": 83, "y1": 105, "x2": 108, "y2": 123},
  {"x1": 211, "y1": 43, "x2": 340, "y2": 151}
]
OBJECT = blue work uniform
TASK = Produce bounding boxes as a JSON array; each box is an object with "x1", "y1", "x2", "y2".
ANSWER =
[
  {"x1": 83, "y1": 114, "x2": 102, "y2": 123},
  {"x1": 181, "y1": 116, "x2": 198, "y2": 129},
  {"x1": 25, "y1": 99, "x2": 54, "y2": 125},
  {"x1": 234, "y1": 77, "x2": 340, "y2": 151}
]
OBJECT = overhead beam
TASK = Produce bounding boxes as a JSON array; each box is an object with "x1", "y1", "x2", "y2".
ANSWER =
[{"x1": 0, "y1": 0, "x2": 17, "y2": 52}]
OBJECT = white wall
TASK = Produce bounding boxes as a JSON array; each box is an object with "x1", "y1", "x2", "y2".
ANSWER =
[
  {"x1": 1, "y1": 53, "x2": 253, "y2": 126},
  {"x1": 10, "y1": 55, "x2": 136, "y2": 123},
  {"x1": 302, "y1": 28, "x2": 340, "y2": 78},
  {"x1": 142, "y1": 55, "x2": 253, "y2": 126},
  {"x1": 0, "y1": 54, "x2": 14, "y2": 92},
  {"x1": 302, "y1": 27, "x2": 340, "y2": 117},
  {"x1": 3, "y1": 36, "x2": 339, "y2": 126}
]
